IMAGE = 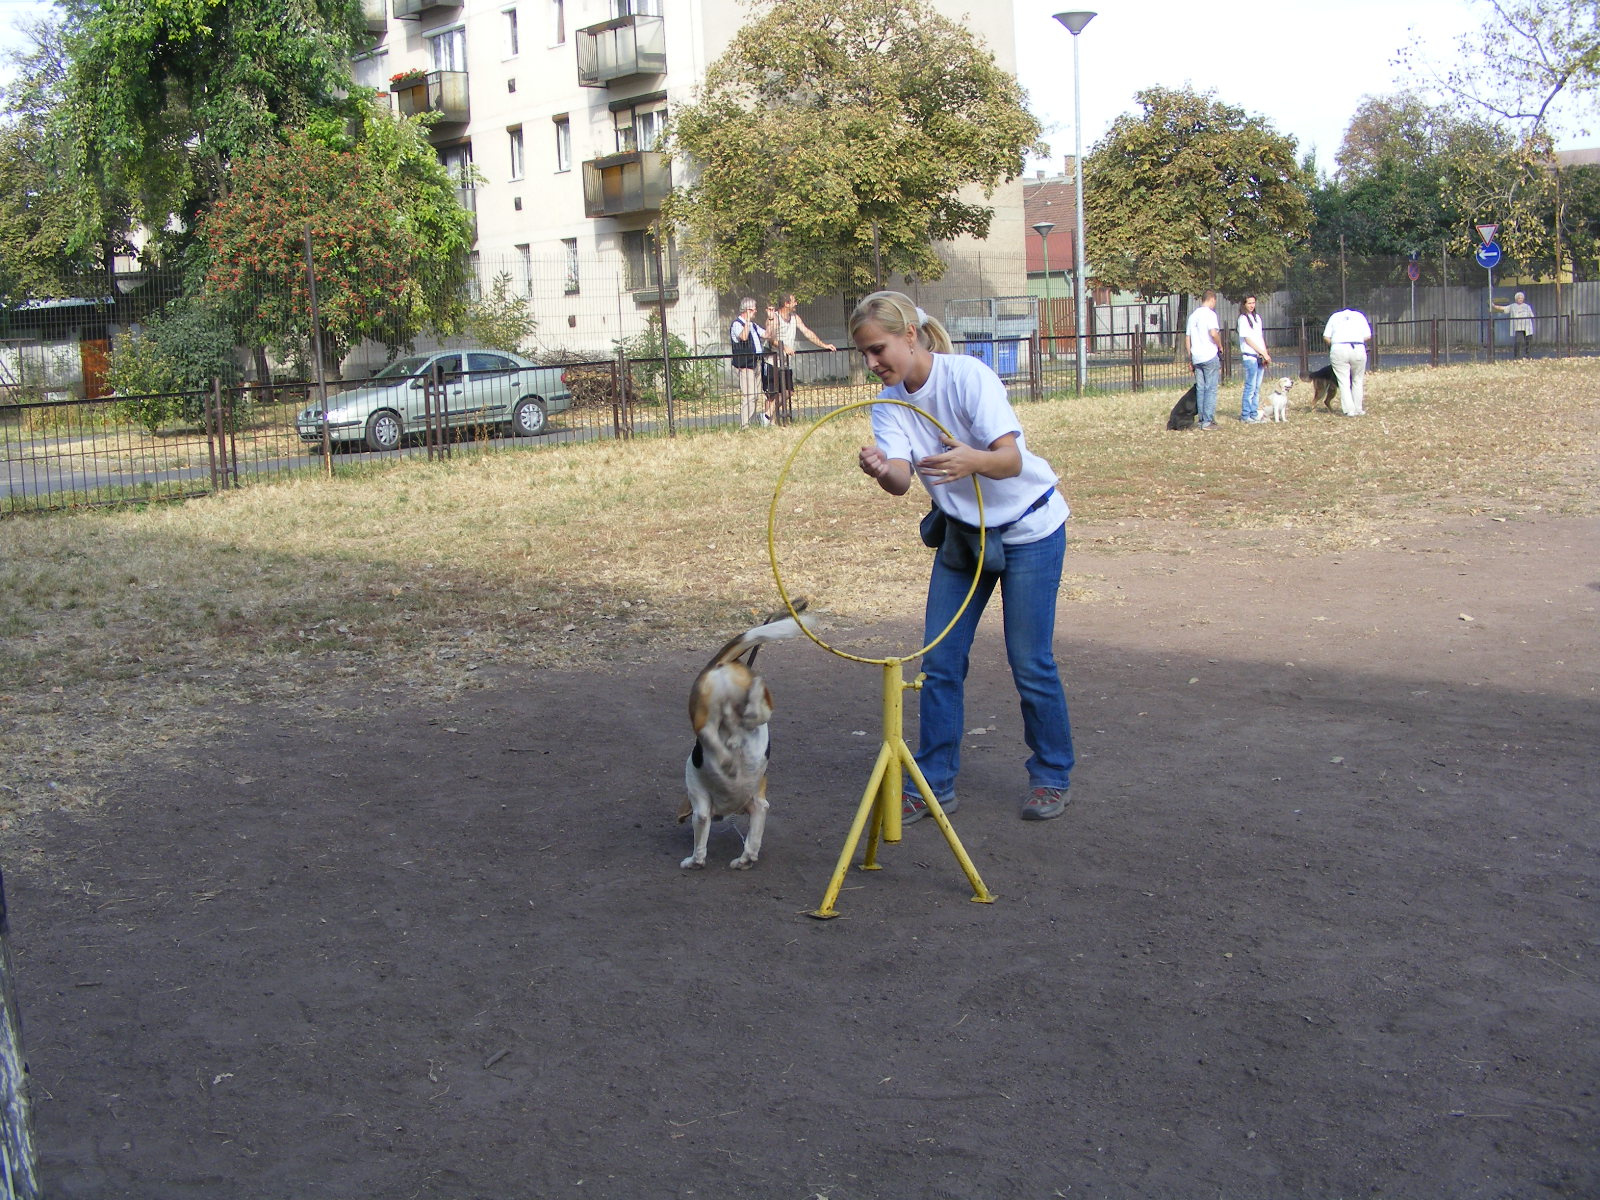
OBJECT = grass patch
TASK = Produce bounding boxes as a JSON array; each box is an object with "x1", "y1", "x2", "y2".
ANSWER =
[{"x1": 0, "y1": 359, "x2": 1594, "y2": 823}]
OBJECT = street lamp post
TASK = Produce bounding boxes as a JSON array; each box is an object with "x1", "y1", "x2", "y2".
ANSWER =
[
  {"x1": 1054, "y1": 11, "x2": 1095, "y2": 396},
  {"x1": 1032, "y1": 220, "x2": 1055, "y2": 363}
]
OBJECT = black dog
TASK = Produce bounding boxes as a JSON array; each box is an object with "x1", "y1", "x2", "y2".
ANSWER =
[
  {"x1": 1307, "y1": 365, "x2": 1338, "y2": 410},
  {"x1": 1166, "y1": 385, "x2": 1199, "y2": 430}
]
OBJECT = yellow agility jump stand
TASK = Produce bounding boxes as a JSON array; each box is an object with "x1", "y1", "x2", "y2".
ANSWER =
[{"x1": 767, "y1": 400, "x2": 997, "y2": 920}]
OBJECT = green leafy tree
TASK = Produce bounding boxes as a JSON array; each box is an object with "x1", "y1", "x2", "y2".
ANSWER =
[
  {"x1": 462, "y1": 272, "x2": 539, "y2": 355},
  {"x1": 1082, "y1": 87, "x2": 1314, "y2": 302},
  {"x1": 1396, "y1": 1, "x2": 1600, "y2": 273},
  {"x1": 197, "y1": 114, "x2": 473, "y2": 375},
  {"x1": 1318, "y1": 95, "x2": 1504, "y2": 258},
  {"x1": 107, "y1": 295, "x2": 242, "y2": 432},
  {"x1": 663, "y1": 0, "x2": 1044, "y2": 300},
  {"x1": 60, "y1": 0, "x2": 367, "y2": 258},
  {"x1": 0, "y1": 14, "x2": 119, "y2": 297}
]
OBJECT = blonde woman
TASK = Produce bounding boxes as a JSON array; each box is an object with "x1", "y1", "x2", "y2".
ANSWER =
[{"x1": 851, "y1": 291, "x2": 1074, "y2": 822}]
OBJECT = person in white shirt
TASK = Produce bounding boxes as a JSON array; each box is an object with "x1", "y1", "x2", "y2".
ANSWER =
[
  {"x1": 729, "y1": 298, "x2": 766, "y2": 428},
  {"x1": 1491, "y1": 292, "x2": 1536, "y2": 360},
  {"x1": 1236, "y1": 295, "x2": 1272, "y2": 423},
  {"x1": 852, "y1": 290, "x2": 1074, "y2": 823},
  {"x1": 763, "y1": 293, "x2": 836, "y2": 425},
  {"x1": 1184, "y1": 291, "x2": 1222, "y2": 430},
  {"x1": 1322, "y1": 307, "x2": 1372, "y2": 417}
]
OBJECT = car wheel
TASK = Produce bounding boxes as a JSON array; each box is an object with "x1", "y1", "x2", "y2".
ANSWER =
[
  {"x1": 510, "y1": 397, "x2": 548, "y2": 437},
  {"x1": 365, "y1": 410, "x2": 403, "y2": 452}
]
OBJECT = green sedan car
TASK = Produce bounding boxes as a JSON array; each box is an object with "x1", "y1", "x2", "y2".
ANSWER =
[{"x1": 297, "y1": 349, "x2": 573, "y2": 451}]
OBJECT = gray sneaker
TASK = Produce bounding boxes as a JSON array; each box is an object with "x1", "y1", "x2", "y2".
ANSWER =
[
  {"x1": 1021, "y1": 786, "x2": 1068, "y2": 821},
  {"x1": 902, "y1": 791, "x2": 959, "y2": 824}
]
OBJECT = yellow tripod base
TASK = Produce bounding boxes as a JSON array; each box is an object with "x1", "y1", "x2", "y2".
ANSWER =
[{"x1": 809, "y1": 661, "x2": 996, "y2": 919}]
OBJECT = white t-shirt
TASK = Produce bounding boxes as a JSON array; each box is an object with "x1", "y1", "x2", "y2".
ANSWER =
[
  {"x1": 1237, "y1": 312, "x2": 1266, "y2": 357},
  {"x1": 1323, "y1": 309, "x2": 1372, "y2": 344},
  {"x1": 869, "y1": 352, "x2": 1068, "y2": 544},
  {"x1": 1186, "y1": 305, "x2": 1220, "y2": 365}
]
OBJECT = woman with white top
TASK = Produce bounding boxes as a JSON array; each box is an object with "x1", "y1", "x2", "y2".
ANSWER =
[
  {"x1": 1237, "y1": 296, "x2": 1271, "y2": 423},
  {"x1": 852, "y1": 290, "x2": 1075, "y2": 823}
]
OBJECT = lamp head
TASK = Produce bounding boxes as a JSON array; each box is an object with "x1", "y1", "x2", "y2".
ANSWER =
[
  {"x1": 1054, "y1": 11, "x2": 1096, "y2": 35},
  {"x1": 1032, "y1": 221, "x2": 1056, "y2": 238}
]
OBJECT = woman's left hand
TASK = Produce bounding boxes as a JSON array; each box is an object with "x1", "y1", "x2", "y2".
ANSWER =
[{"x1": 918, "y1": 435, "x2": 976, "y2": 485}]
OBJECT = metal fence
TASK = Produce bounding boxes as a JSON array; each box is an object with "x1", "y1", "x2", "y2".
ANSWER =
[{"x1": 6, "y1": 316, "x2": 1597, "y2": 515}]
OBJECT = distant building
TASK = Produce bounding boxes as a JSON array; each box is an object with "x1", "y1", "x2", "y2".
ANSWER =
[{"x1": 353, "y1": 0, "x2": 1029, "y2": 354}]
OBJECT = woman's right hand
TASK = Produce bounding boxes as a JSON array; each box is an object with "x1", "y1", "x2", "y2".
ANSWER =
[{"x1": 859, "y1": 445, "x2": 891, "y2": 480}]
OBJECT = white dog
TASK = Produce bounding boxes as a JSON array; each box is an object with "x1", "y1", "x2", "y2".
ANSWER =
[
  {"x1": 678, "y1": 603, "x2": 814, "y2": 870},
  {"x1": 1266, "y1": 377, "x2": 1295, "y2": 422}
]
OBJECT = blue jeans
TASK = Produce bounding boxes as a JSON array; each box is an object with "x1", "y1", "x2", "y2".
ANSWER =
[
  {"x1": 1239, "y1": 354, "x2": 1263, "y2": 420},
  {"x1": 914, "y1": 523, "x2": 1075, "y2": 801},
  {"x1": 1193, "y1": 357, "x2": 1220, "y2": 424}
]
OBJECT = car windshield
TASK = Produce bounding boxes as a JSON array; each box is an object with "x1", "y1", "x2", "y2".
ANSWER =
[{"x1": 371, "y1": 356, "x2": 433, "y2": 381}]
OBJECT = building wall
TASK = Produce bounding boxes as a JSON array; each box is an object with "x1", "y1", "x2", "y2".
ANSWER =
[{"x1": 355, "y1": 0, "x2": 1023, "y2": 351}]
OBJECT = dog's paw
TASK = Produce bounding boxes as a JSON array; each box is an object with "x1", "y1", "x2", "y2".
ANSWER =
[
  {"x1": 729, "y1": 853, "x2": 759, "y2": 870},
  {"x1": 680, "y1": 855, "x2": 707, "y2": 870}
]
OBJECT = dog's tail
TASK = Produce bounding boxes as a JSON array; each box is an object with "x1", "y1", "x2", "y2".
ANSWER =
[{"x1": 704, "y1": 598, "x2": 816, "y2": 672}]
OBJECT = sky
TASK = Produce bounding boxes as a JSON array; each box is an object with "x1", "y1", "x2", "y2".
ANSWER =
[
  {"x1": 1012, "y1": 0, "x2": 1592, "y2": 178},
  {"x1": 0, "y1": 0, "x2": 1591, "y2": 170}
]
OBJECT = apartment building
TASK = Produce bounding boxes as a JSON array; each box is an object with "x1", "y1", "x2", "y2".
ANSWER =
[{"x1": 353, "y1": 0, "x2": 1026, "y2": 353}]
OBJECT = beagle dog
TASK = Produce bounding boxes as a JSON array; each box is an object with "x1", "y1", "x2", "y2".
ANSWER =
[{"x1": 679, "y1": 602, "x2": 814, "y2": 870}]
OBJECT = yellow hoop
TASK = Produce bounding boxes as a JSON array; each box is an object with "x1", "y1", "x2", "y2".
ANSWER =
[{"x1": 767, "y1": 399, "x2": 986, "y2": 666}]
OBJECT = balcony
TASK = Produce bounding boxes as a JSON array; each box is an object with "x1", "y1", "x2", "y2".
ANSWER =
[
  {"x1": 392, "y1": 71, "x2": 470, "y2": 125},
  {"x1": 576, "y1": 14, "x2": 666, "y2": 87},
  {"x1": 582, "y1": 150, "x2": 671, "y2": 219},
  {"x1": 393, "y1": 0, "x2": 460, "y2": 17},
  {"x1": 362, "y1": 0, "x2": 387, "y2": 32}
]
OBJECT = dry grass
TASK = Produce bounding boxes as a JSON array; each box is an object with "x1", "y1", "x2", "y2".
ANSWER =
[{"x1": 1, "y1": 358, "x2": 1595, "y2": 823}]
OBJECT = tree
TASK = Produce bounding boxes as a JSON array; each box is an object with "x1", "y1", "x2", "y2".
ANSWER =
[
  {"x1": 1082, "y1": 87, "x2": 1313, "y2": 301},
  {"x1": 60, "y1": 0, "x2": 367, "y2": 259},
  {"x1": 462, "y1": 273, "x2": 539, "y2": 356},
  {"x1": 0, "y1": 14, "x2": 118, "y2": 298},
  {"x1": 1395, "y1": 1, "x2": 1600, "y2": 273},
  {"x1": 1398, "y1": 0, "x2": 1600, "y2": 143},
  {"x1": 196, "y1": 111, "x2": 474, "y2": 375},
  {"x1": 663, "y1": 0, "x2": 1043, "y2": 300},
  {"x1": 1321, "y1": 95, "x2": 1506, "y2": 258}
]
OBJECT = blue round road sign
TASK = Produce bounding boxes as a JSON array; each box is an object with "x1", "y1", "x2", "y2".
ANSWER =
[{"x1": 1475, "y1": 242, "x2": 1502, "y2": 269}]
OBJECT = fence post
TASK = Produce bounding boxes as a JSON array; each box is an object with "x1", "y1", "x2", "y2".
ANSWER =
[
  {"x1": 1028, "y1": 331, "x2": 1041, "y2": 402},
  {"x1": 303, "y1": 229, "x2": 332, "y2": 477},
  {"x1": 1298, "y1": 318, "x2": 1309, "y2": 378},
  {"x1": 1430, "y1": 317, "x2": 1439, "y2": 368},
  {"x1": 1370, "y1": 321, "x2": 1379, "y2": 370},
  {"x1": 205, "y1": 378, "x2": 222, "y2": 493},
  {"x1": 1131, "y1": 324, "x2": 1144, "y2": 391}
]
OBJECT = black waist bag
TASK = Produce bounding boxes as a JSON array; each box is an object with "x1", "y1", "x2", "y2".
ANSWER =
[{"x1": 918, "y1": 488, "x2": 1054, "y2": 575}]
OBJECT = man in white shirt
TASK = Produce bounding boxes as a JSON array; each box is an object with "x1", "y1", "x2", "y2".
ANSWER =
[
  {"x1": 1184, "y1": 291, "x2": 1222, "y2": 430},
  {"x1": 1322, "y1": 307, "x2": 1372, "y2": 417}
]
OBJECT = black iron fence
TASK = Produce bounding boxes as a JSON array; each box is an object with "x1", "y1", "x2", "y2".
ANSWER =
[{"x1": 5, "y1": 316, "x2": 1596, "y2": 516}]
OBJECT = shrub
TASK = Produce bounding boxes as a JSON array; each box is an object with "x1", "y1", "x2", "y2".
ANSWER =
[{"x1": 108, "y1": 298, "x2": 243, "y2": 433}]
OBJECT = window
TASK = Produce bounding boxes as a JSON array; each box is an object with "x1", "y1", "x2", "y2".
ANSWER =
[
  {"x1": 516, "y1": 244, "x2": 532, "y2": 296},
  {"x1": 553, "y1": 115, "x2": 571, "y2": 173},
  {"x1": 439, "y1": 142, "x2": 475, "y2": 209},
  {"x1": 502, "y1": 7, "x2": 519, "y2": 57},
  {"x1": 563, "y1": 238, "x2": 579, "y2": 295},
  {"x1": 550, "y1": 0, "x2": 565, "y2": 44},
  {"x1": 429, "y1": 26, "x2": 467, "y2": 72},
  {"x1": 614, "y1": 0, "x2": 660, "y2": 15},
  {"x1": 613, "y1": 97, "x2": 666, "y2": 154},
  {"x1": 622, "y1": 228, "x2": 677, "y2": 297},
  {"x1": 508, "y1": 127, "x2": 524, "y2": 180}
]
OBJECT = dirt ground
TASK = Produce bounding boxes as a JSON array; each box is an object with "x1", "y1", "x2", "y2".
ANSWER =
[{"x1": 3, "y1": 513, "x2": 1595, "y2": 1199}]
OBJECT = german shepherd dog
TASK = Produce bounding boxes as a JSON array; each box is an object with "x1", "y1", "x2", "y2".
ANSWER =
[{"x1": 1308, "y1": 365, "x2": 1339, "y2": 411}]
